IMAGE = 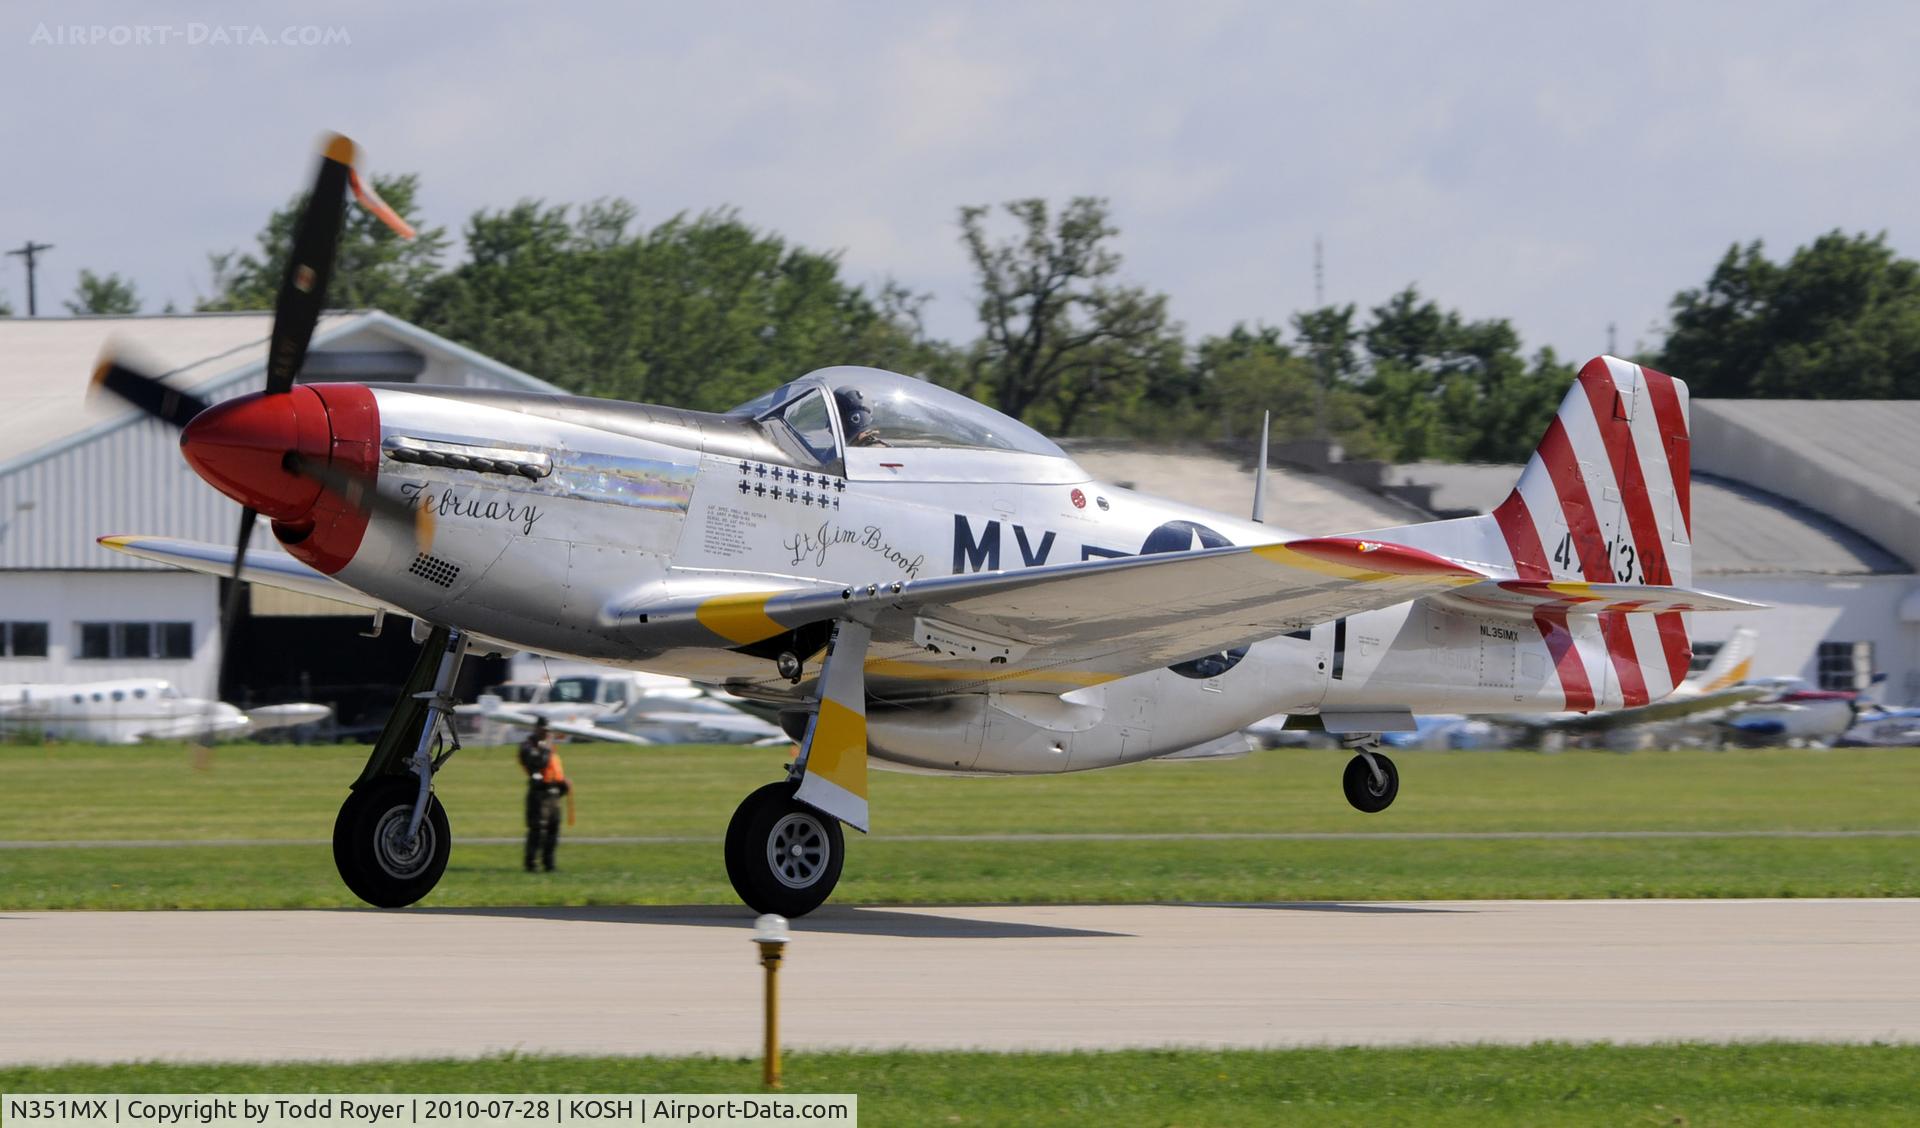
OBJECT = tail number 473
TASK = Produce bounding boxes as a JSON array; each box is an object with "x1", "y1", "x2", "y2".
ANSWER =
[{"x1": 1554, "y1": 532, "x2": 1644, "y2": 584}]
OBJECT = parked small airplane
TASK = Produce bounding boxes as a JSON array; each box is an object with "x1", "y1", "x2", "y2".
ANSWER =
[
  {"x1": 458, "y1": 669, "x2": 785, "y2": 745},
  {"x1": 0, "y1": 679, "x2": 329, "y2": 744},
  {"x1": 1721, "y1": 676, "x2": 1866, "y2": 746},
  {"x1": 1838, "y1": 679, "x2": 1920, "y2": 746},
  {"x1": 90, "y1": 133, "x2": 1758, "y2": 915}
]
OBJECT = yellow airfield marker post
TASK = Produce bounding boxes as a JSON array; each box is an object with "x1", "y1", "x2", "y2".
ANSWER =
[{"x1": 752, "y1": 913, "x2": 791, "y2": 1089}]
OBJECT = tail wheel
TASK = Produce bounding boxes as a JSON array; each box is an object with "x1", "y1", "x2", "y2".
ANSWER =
[
  {"x1": 725, "y1": 780, "x2": 845, "y2": 918},
  {"x1": 1342, "y1": 751, "x2": 1399, "y2": 813},
  {"x1": 333, "y1": 777, "x2": 450, "y2": 908}
]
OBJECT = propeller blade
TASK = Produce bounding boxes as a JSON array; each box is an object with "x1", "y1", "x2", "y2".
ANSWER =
[
  {"x1": 284, "y1": 452, "x2": 433, "y2": 552},
  {"x1": 218, "y1": 506, "x2": 260, "y2": 687},
  {"x1": 90, "y1": 358, "x2": 210, "y2": 428},
  {"x1": 264, "y1": 137, "x2": 354, "y2": 396},
  {"x1": 264, "y1": 134, "x2": 418, "y2": 397},
  {"x1": 198, "y1": 504, "x2": 258, "y2": 760}
]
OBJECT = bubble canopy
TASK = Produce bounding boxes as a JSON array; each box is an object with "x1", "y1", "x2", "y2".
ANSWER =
[{"x1": 732, "y1": 367, "x2": 1067, "y2": 458}]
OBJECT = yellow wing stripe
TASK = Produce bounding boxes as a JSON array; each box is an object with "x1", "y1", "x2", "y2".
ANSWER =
[
  {"x1": 805, "y1": 697, "x2": 867, "y2": 800},
  {"x1": 1253, "y1": 543, "x2": 1390, "y2": 582},
  {"x1": 695, "y1": 593, "x2": 788, "y2": 646}
]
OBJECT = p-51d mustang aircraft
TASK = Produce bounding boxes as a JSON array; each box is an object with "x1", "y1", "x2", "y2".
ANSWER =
[{"x1": 93, "y1": 134, "x2": 1758, "y2": 916}]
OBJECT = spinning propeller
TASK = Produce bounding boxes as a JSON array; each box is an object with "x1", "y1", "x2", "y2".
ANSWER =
[{"x1": 92, "y1": 133, "x2": 422, "y2": 704}]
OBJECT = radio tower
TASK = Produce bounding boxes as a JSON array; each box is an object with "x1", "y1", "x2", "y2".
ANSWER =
[{"x1": 1312, "y1": 236, "x2": 1328, "y2": 437}]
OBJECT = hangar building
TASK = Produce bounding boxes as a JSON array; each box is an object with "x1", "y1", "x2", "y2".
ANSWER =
[{"x1": 0, "y1": 312, "x2": 556, "y2": 724}]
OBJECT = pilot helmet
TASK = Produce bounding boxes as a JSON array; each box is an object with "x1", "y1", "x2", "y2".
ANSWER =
[{"x1": 834, "y1": 387, "x2": 874, "y2": 436}]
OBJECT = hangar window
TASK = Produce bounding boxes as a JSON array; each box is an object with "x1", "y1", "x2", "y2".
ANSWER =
[
  {"x1": 75, "y1": 621, "x2": 194, "y2": 660},
  {"x1": 1817, "y1": 641, "x2": 1873, "y2": 691},
  {"x1": 78, "y1": 623, "x2": 112, "y2": 659},
  {"x1": 1688, "y1": 641, "x2": 1720, "y2": 675},
  {"x1": 158, "y1": 623, "x2": 193, "y2": 660},
  {"x1": 2, "y1": 621, "x2": 48, "y2": 658}
]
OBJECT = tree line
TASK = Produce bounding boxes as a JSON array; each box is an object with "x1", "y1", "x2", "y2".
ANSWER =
[{"x1": 28, "y1": 177, "x2": 1920, "y2": 463}]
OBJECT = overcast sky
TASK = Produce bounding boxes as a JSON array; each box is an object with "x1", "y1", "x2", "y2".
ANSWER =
[{"x1": 4, "y1": 2, "x2": 1918, "y2": 366}]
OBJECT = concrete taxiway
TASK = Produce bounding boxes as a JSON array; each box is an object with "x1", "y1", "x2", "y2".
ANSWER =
[{"x1": 3, "y1": 899, "x2": 1916, "y2": 1064}]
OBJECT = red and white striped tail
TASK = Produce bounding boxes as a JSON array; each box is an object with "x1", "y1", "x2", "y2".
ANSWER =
[{"x1": 1491, "y1": 356, "x2": 1694, "y2": 711}]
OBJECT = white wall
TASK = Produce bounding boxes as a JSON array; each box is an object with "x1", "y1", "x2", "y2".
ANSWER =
[
  {"x1": 0, "y1": 571, "x2": 220, "y2": 697},
  {"x1": 1693, "y1": 573, "x2": 1920, "y2": 705}
]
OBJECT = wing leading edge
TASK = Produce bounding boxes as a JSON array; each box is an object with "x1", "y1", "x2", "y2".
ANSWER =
[{"x1": 643, "y1": 536, "x2": 1489, "y2": 699}]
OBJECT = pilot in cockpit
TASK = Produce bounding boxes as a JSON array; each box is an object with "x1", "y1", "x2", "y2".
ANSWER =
[{"x1": 833, "y1": 387, "x2": 889, "y2": 446}]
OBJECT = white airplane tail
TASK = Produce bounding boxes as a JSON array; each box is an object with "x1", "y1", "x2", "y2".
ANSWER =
[
  {"x1": 1362, "y1": 356, "x2": 1705, "y2": 712},
  {"x1": 1490, "y1": 356, "x2": 1693, "y2": 589},
  {"x1": 1682, "y1": 626, "x2": 1758, "y2": 694}
]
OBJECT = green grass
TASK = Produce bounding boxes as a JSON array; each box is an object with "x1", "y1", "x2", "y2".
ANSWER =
[
  {"x1": 4, "y1": 1044, "x2": 1918, "y2": 1126},
  {"x1": 3, "y1": 742, "x2": 1917, "y2": 909}
]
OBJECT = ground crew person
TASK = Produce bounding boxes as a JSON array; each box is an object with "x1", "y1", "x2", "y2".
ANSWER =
[{"x1": 517, "y1": 719, "x2": 572, "y2": 872}]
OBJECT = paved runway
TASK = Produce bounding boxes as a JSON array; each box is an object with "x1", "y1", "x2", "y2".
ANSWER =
[{"x1": 4, "y1": 899, "x2": 1916, "y2": 1064}]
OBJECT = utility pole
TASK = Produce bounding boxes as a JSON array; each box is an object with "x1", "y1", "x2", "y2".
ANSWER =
[
  {"x1": 7, "y1": 240, "x2": 54, "y2": 316},
  {"x1": 1607, "y1": 321, "x2": 1618, "y2": 356}
]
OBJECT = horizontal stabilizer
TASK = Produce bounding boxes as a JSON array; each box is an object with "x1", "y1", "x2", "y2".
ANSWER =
[{"x1": 1445, "y1": 580, "x2": 1764, "y2": 616}]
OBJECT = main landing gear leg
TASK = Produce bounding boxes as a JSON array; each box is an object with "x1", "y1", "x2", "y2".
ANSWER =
[
  {"x1": 333, "y1": 625, "x2": 467, "y2": 908},
  {"x1": 725, "y1": 620, "x2": 872, "y2": 918},
  {"x1": 1340, "y1": 733, "x2": 1399, "y2": 813}
]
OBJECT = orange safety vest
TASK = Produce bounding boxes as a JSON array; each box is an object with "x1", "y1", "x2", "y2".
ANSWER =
[{"x1": 540, "y1": 751, "x2": 567, "y2": 785}]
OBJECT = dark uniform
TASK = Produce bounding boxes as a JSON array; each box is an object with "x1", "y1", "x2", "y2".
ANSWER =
[{"x1": 518, "y1": 728, "x2": 570, "y2": 872}]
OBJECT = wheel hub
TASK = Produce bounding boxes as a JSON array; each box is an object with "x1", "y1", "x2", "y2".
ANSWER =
[
  {"x1": 766, "y1": 812, "x2": 830, "y2": 889},
  {"x1": 371, "y1": 804, "x2": 435, "y2": 880}
]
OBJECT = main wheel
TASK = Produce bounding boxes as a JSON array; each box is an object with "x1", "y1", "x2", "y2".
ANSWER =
[
  {"x1": 333, "y1": 777, "x2": 451, "y2": 908},
  {"x1": 725, "y1": 780, "x2": 845, "y2": 917},
  {"x1": 1342, "y1": 751, "x2": 1399, "y2": 813}
]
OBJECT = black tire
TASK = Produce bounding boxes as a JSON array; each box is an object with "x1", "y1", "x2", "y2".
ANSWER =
[
  {"x1": 1342, "y1": 751, "x2": 1399, "y2": 813},
  {"x1": 332, "y1": 777, "x2": 451, "y2": 908},
  {"x1": 725, "y1": 780, "x2": 845, "y2": 917}
]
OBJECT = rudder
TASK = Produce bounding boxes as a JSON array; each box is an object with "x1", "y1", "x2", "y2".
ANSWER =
[{"x1": 1491, "y1": 356, "x2": 1695, "y2": 708}]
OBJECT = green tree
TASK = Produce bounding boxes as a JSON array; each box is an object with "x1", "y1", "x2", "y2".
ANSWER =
[
  {"x1": 203, "y1": 173, "x2": 449, "y2": 318},
  {"x1": 418, "y1": 203, "x2": 936, "y2": 410},
  {"x1": 64, "y1": 269, "x2": 141, "y2": 315},
  {"x1": 958, "y1": 197, "x2": 1179, "y2": 434},
  {"x1": 0, "y1": 291, "x2": 11, "y2": 316},
  {"x1": 1344, "y1": 285, "x2": 1566, "y2": 463},
  {"x1": 1660, "y1": 231, "x2": 1920, "y2": 398},
  {"x1": 1191, "y1": 324, "x2": 1382, "y2": 452}
]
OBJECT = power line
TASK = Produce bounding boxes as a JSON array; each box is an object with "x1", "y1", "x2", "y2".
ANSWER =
[{"x1": 6, "y1": 240, "x2": 54, "y2": 316}]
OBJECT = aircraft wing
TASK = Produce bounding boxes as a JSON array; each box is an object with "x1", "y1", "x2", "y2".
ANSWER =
[
  {"x1": 135, "y1": 714, "x2": 253, "y2": 742},
  {"x1": 649, "y1": 536, "x2": 1488, "y2": 699},
  {"x1": 481, "y1": 705, "x2": 653, "y2": 746},
  {"x1": 1506, "y1": 684, "x2": 1773, "y2": 733},
  {"x1": 245, "y1": 703, "x2": 333, "y2": 734},
  {"x1": 98, "y1": 535, "x2": 395, "y2": 613}
]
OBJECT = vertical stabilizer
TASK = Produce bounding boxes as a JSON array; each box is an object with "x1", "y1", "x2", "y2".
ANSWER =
[
  {"x1": 1489, "y1": 356, "x2": 1695, "y2": 708},
  {"x1": 1683, "y1": 626, "x2": 1758, "y2": 693}
]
